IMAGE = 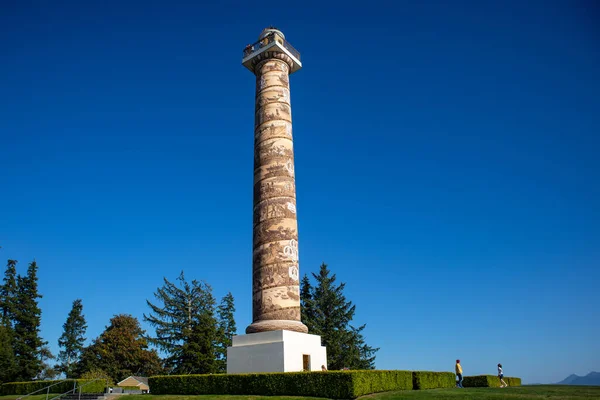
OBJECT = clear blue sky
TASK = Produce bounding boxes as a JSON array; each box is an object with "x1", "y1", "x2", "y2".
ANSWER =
[{"x1": 1, "y1": 0, "x2": 599, "y2": 385}]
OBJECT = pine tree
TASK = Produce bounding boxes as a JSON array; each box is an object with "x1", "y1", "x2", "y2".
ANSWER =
[
  {"x1": 38, "y1": 345, "x2": 58, "y2": 380},
  {"x1": 56, "y1": 299, "x2": 87, "y2": 378},
  {"x1": 144, "y1": 271, "x2": 221, "y2": 374},
  {"x1": 349, "y1": 325, "x2": 378, "y2": 369},
  {"x1": 216, "y1": 292, "x2": 236, "y2": 372},
  {"x1": 13, "y1": 261, "x2": 47, "y2": 380},
  {"x1": 300, "y1": 274, "x2": 317, "y2": 332},
  {"x1": 0, "y1": 259, "x2": 18, "y2": 383},
  {"x1": 0, "y1": 260, "x2": 18, "y2": 327},
  {"x1": 176, "y1": 312, "x2": 219, "y2": 374},
  {"x1": 0, "y1": 324, "x2": 17, "y2": 383},
  {"x1": 301, "y1": 263, "x2": 379, "y2": 370},
  {"x1": 75, "y1": 314, "x2": 163, "y2": 382},
  {"x1": 143, "y1": 272, "x2": 199, "y2": 358}
]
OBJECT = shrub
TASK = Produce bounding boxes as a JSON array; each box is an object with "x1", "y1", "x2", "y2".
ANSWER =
[
  {"x1": 0, "y1": 381, "x2": 66, "y2": 396},
  {"x1": 412, "y1": 371, "x2": 456, "y2": 390},
  {"x1": 0, "y1": 379, "x2": 108, "y2": 395},
  {"x1": 463, "y1": 375, "x2": 522, "y2": 387},
  {"x1": 76, "y1": 379, "x2": 108, "y2": 393},
  {"x1": 149, "y1": 370, "x2": 413, "y2": 399},
  {"x1": 349, "y1": 370, "x2": 413, "y2": 397},
  {"x1": 80, "y1": 368, "x2": 114, "y2": 386},
  {"x1": 462, "y1": 375, "x2": 494, "y2": 387},
  {"x1": 507, "y1": 377, "x2": 521, "y2": 386}
]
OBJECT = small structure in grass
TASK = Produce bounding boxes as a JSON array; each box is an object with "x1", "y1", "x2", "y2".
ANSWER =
[{"x1": 116, "y1": 376, "x2": 150, "y2": 393}]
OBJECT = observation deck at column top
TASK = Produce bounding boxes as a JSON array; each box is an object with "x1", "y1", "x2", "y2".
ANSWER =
[{"x1": 242, "y1": 27, "x2": 302, "y2": 74}]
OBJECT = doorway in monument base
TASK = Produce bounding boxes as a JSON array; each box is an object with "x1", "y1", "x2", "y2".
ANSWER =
[{"x1": 302, "y1": 354, "x2": 311, "y2": 371}]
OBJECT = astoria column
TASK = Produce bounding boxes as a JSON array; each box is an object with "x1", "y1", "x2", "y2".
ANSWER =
[{"x1": 243, "y1": 28, "x2": 307, "y2": 334}]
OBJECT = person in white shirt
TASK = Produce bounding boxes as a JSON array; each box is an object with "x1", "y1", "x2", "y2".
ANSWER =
[{"x1": 498, "y1": 363, "x2": 507, "y2": 388}]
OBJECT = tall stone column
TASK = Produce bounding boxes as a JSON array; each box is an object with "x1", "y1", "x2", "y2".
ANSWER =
[{"x1": 245, "y1": 30, "x2": 307, "y2": 334}]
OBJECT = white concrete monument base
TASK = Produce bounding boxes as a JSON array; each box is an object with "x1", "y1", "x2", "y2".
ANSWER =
[{"x1": 227, "y1": 330, "x2": 327, "y2": 374}]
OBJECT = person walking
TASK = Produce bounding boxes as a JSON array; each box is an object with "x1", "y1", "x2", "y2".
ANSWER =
[
  {"x1": 498, "y1": 363, "x2": 507, "y2": 388},
  {"x1": 455, "y1": 359, "x2": 464, "y2": 388}
]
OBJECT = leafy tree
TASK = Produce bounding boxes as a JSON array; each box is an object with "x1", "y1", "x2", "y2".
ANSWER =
[
  {"x1": 216, "y1": 292, "x2": 236, "y2": 372},
  {"x1": 144, "y1": 272, "x2": 221, "y2": 374},
  {"x1": 56, "y1": 299, "x2": 87, "y2": 378},
  {"x1": 75, "y1": 314, "x2": 163, "y2": 383},
  {"x1": 13, "y1": 261, "x2": 47, "y2": 380},
  {"x1": 79, "y1": 368, "x2": 114, "y2": 386},
  {"x1": 0, "y1": 324, "x2": 17, "y2": 383},
  {"x1": 301, "y1": 263, "x2": 379, "y2": 370},
  {"x1": 0, "y1": 260, "x2": 18, "y2": 327}
]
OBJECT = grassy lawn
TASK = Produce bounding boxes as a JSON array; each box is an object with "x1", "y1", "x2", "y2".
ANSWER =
[
  {"x1": 364, "y1": 385, "x2": 600, "y2": 399},
  {"x1": 0, "y1": 395, "x2": 65, "y2": 400},
  {"x1": 125, "y1": 397, "x2": 329, "y2": 400},
  {"x1": 2, "y1": 386, "x2": 600, "y2": 400},
  {"x1": 7, "y1": 395, "x2": 318, "y2": 400},
  {"x1": 128, "y1": 386, "x2": 600, "y2": 399}
]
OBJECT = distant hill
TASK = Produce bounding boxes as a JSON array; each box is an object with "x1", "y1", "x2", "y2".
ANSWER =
[
  {"x1": 557, "y1": 372, "x2": 600, "y2": 386},
  {"x1": 558, "y1": 374, "x2": 580, "y2": 385}
]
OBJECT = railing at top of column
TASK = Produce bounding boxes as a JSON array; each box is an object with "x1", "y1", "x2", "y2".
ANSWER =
[{"x1": 242, "y1": 33, "x2": 301, "y2": 61}]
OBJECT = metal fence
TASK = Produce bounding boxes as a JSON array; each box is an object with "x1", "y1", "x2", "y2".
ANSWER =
[{"x1": 243, "y1": 33, "x2": 300, "y2": 61}]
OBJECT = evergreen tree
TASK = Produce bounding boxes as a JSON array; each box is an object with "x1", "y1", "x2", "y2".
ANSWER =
[
  {"x1": 300, "y1": 275, "x2": 317, "y2": 332},
  {"x1": 175, "y1": 312, "x2": 219, "y2": 374},
  {"x1": 216, "y1": 292, "x2": 236, "y2": 372},
  {"x1": 56, "y1": 299, "x2": 87, "y2": 378},
  {"x1": 38, "y1": 345, "x2": 58, "y2": 380},
  {"x1": 0, "y1": 259, "x2": 18, "y2": 383},
  {"x1": 143, "y1": 272, "x2": 200, "y2": 356},
  {"x1": 349, "y1": 325, "x2": 378, "y2": 370},
  {"x1": 75, "y1": 314, "x2": 163, "y2": 382},
  {"x1": 13, "y1": 261, "x2": 47, "y2": 380},
  {"x1": 0, "y1": 324, "x2": 17, "y2": 383},
  {"x1": 144, "y1": 272, "x2": 221, "y2": 374},
  {"x1": 301, "y1": 263, "x2": 379, "y2": 370},
  {"x1": 0, "y1": 260, "x2": 18, "y2": 327}
]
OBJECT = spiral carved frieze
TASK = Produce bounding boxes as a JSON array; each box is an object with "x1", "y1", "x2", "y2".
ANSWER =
[
  {"x1": 247, "y1": 57, "x2": 307, "y2": 334},
  {"x1": 252, "y1": 286, "x2": 301, "y2": 321},
  {"x1": 255, "y1": 103, "x2": 292, "y2": 128},
  {"x1": 258, "y1": 308, "x2": 301, "y2": 322},
  {"x1": 253, "y1": 158, "x2": 295, "y2": 184},
  {"x1": 256, "y1": 68, "x2": 289, "y2": 92},
  {"x1": 253, "y1": 177, "x2": 296, "y2": 202},
  {"x1": 256, "y1": 88, "x2": 290, "y2": 110},
  {"x1": 253, "y1": 220, "x2": 297, "y2": 249},
  {"x1": 255, "y1": 119, "x2": 292, "y2": 139},
  {"x1": 252, "y1": 239, "x2": 298, "y2": 268},
  {"x1": 253, "y1": 262, "x2": 299, "y2": 292},
  {"x1": 253, "y1": 197, "x2": 297, "y2": 226},
  {"x1": 254, "y1": 138, "x2": 294, "y2": 166}
]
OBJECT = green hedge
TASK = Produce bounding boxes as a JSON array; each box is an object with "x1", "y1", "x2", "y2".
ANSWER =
[
  {"x1": 0, "y1": 379, "x2": 108, "y2": 396},
  {"x1": 0, "y1": 381, "x2": 68, "y2": 396},
  {"x1": 412, "y1": 371, "x2": 456, "y2": 390},
  {"x1": 149, "y1": 370, "x2": 413, "y2": 399},
  {"x1": 463, "y1": 375, "x2": 522, "y2": 387},
  {"x1": 507, "y1": 377, "x2": 522, "y2": 386},
  {"x1": 348, "y1": 370, "x2": 413, "y2": 396}
]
